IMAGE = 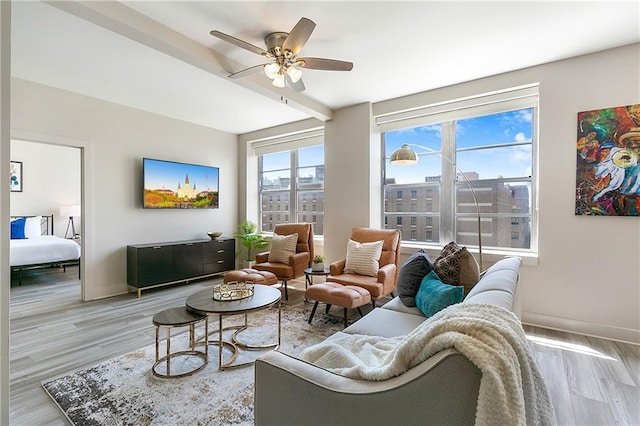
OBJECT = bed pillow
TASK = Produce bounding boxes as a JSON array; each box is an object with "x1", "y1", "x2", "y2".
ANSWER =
[
  {"x1": 344, "y1": 239, "x2": 384, "y2": 277},
  {"x1": 396, "y1": 249, "x2": 434, "y2": 307},
  {"x1": 268, "y1": 233, "x2": 298, "y2": 265},
  {"x1": 10, "y1": 217, "x2": 27, "y2": 240},
  {"x1": 415, "y1": 270, "x2": 464, "y2": 318},
  {"x1": 24, "y1": 216, "x2": 42, "y2": 238},
  {"x1": 433, "y1": 241, "x2": 480, "y2": 296}
]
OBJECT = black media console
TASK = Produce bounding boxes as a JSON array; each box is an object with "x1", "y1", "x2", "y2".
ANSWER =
[{"x1": 127, "y1": 238, "x2": 235, "y2": 297}]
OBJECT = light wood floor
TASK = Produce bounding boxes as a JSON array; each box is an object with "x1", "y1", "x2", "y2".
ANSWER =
[{"x1": 8, "y1": 267, "x2": 640, "y2": 425}]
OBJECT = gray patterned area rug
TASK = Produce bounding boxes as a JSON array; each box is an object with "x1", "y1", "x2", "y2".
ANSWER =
[{"x1": 42, "y1": 304, "x2": 344, "y2": 425}]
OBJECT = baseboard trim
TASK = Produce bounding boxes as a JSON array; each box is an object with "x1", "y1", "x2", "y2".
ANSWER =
[{"x1": 522, "y1": 311, "x2": 640, "y2": 345}]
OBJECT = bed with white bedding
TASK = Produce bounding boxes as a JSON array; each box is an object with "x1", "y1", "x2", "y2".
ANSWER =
[{"x1": 10, "y1": 215, "x2": 81, "y2": 285}]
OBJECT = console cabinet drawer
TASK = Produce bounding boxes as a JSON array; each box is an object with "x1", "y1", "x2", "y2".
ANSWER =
[{"x1": 203, "y1": 239, "x2": 235, "y2": 274}]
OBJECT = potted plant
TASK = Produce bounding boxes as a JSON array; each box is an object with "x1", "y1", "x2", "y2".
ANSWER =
[
  {"x1": 233, "y1": 220, "x2": 268, "y2": 268},
  {"x1": 312, "y1": 255, "x2": 325, "y2": 271}
]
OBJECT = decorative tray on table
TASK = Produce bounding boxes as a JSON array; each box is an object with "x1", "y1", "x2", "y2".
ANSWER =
[{"x1": 213, "y1": 282, "x2": 255, "y2": 301}]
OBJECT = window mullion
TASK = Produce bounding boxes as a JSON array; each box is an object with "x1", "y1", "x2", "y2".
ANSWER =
[
  {"x1": 440, "y1": 121, "x2": 456, "y2": 244},
  {"x1": 291, "y1": 150, "x2": 297, "y2": 223}
]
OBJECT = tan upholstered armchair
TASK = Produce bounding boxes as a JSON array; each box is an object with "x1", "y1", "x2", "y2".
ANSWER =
[
  {"x1": 254, "y1": 223, "x2": 314, "y2": 300},
  {"x1": 328, "y1": 227, "x2": 401, "y2": 307}
]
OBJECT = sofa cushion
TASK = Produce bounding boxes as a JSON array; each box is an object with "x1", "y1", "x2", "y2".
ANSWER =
[
  {"x1": 268, "y1": 233, "x2": 298, "y2": 265},
  {"x1": 415, "y1": 271, "x2": 464, "y2": 317},
  {"x1": 342, "y1": 307, "x2": 426, "y2": 338},
  {"x1": 433, "y1": 241, "x2": 479, "y2": 295},
  {"x1": 381, "y1": 296, "x2": 424, "y2": 317},
  {"x1": 344, "y1": 239, "x2": 384, "y2": 277},
  {"x1": 464, "y1": 256, "x2": 522, "y2": 312},
  {"x1": 396, "y1": 249, "x2": 433, "y2": 307}
]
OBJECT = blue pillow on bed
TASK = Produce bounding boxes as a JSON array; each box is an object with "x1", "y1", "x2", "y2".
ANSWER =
[{"x1": 10, "y1": 217, "x2": 27, "y2": 239}]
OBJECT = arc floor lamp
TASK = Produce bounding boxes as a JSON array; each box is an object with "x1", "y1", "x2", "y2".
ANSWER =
[{"x1": 389, "y1": 143, "x2": 483, "y2": 269}]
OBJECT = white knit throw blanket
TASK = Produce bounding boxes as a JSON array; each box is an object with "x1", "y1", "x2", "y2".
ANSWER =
[{"x1": 300, "y1": 303, "x2": 555, "y2": 426}]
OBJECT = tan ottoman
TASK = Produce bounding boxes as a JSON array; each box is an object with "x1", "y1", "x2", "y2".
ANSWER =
[
  {"x1": 224, "y1": 268, "x2": 278, "y2": 286},
  {"x1": 305, "y1": 282, "x2": 372, "y2": 327}
]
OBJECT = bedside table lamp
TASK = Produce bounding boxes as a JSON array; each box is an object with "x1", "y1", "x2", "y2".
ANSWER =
[{"x1": 60, "y1": 205, "x2": 81, "y2": 239}]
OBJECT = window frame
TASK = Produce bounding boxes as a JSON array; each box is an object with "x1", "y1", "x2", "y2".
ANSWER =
[
  {"x1": 258, "y1": 144, "x2": 325, "y2": 235},
  {"x1": 380, "y1": 88, "x2": 538, "y2": 255}
]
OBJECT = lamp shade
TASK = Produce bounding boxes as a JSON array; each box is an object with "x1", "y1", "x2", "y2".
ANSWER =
[
  {"x1": 60, "y1": 205, "x2": 81, "y2": 218},
  {"x1": 390, "y1": 144, "x2": 418, "y2": 165},
  {"x1": 264, "y1": 63, "x2": 280, "y2": 79},
  {"x1": 286, "y1": 66, "x2": 303, "y2": 83}
]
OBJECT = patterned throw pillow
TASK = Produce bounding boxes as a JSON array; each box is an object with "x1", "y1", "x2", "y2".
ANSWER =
[
  {"x1": 344, "y1": 239, "x2": 384, "y2": 277},
  {"x1": 396, "y1": 250, "x2": 434, "y2": 307},
  {"x1": 433, "y1": 241, "x2": 480, "y2": 296},
  {"x1": 415, "y1": 270, "x2": 464, "y2": 317},
  {"x1": 268, "y1": 233, "x2": 298, "y2": 265}
]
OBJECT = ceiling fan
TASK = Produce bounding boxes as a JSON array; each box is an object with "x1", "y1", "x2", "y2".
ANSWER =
[{"x1": 210, "y1": 17, "x2": 353, "y2": 92}]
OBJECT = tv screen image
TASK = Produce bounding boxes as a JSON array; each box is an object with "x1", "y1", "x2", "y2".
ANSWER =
[{"x1": 143, "y1": 158, "x2": 219, "y2": 209}]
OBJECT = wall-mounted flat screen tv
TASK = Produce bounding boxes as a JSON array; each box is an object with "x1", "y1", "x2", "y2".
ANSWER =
[{"x1": 143, "y1": 158, "x2": 219, "y2": 209}]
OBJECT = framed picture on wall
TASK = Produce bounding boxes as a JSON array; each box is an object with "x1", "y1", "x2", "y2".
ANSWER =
[
  {"x1": 575, "y1": 104, "x2": 640, "y2": 216},
  {"x1": 10, "y1": 161, "x2": 22, "y2": 192}
]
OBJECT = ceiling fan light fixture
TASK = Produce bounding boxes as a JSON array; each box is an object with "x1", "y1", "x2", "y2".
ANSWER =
[
  {"x1": 286, "y1": 66, "x2": 303, "y2": 83},
  {"x1": 272, "y1": 73, "x2": 286, "y2": 88},
  {"x1": 264, "y1": 63, "x2": 280, "y2": 79}
]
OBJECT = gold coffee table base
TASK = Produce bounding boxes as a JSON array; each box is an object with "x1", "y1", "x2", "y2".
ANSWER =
[
  {"x1": 206, "y1": 311, "x2": 281, "y2": 370},
  {"x1": 199, "y1": 312, "x2": 280, "y2": 370},
  {"x1": 186, "y1": 285, "x2": 283, "y2": 370}
]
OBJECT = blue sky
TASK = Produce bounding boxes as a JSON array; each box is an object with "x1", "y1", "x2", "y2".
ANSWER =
[
  {"x1": 385, "y1": 108, "x2": 533, "y2": 183},
  {"x1": 144, "y1": 158, "x2": 219, "y2": 191},
  {"x1": 261, "y1": 108, "x2": 533, "y2": 184}
]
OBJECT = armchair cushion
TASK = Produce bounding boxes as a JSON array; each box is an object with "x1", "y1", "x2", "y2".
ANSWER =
[
  {"x1": 268, "y1": 233, "x2": 298, "y2": 265},
  {"x1": 344, "y1": 239, "x2": 384, "y2": 277}
]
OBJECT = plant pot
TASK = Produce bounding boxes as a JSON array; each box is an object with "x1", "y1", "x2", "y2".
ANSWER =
[
  {"x1": 312, "y1": 262, "x2": 324, "y2": 272},
  {"x1": 243, "y1": 260, "x2": 256, "y2": 269}
]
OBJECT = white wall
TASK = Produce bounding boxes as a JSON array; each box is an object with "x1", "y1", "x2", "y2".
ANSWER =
[
  {"x1": 10, "y1": 140, "x2": 80, "y2": 237},
  {"x1": 10, "y1": 77, "x2": 238, "y2": 300},
  {"x1": 241, "y1": 44, "x2": 640, "y2": 344},
  {"x1": 324, "y1": 103, "x2": 381, "y2": 263}
]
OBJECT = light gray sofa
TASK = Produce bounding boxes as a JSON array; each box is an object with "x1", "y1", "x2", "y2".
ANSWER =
[{"x1": 254, "y1": 256, "x2": 523, "y2": 426}]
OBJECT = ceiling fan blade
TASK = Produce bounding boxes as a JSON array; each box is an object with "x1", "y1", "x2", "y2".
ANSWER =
[
  {"x1": 286, "y1": 74, "x2": 306, "y2": 92},
  {"x1": 282, "y1": 17, "x2": 316, "y2": 55},
  {"x1": 210, "y1": 30, "x2": 269, "y2": 57},
  {"x1": 296, "y1": 57, "x2": 354, "y2": 71},
  {"x1": 228, "y1": 64, "x2": 268, "y2": 79}
]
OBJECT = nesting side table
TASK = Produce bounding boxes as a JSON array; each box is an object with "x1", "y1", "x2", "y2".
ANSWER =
[{"x1": 152, "y1": 306, "x2": 209, "y2": 378}]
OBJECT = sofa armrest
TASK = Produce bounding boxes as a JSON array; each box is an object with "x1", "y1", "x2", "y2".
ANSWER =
[
  {"x1": 255, "y1": 252, "x2": 269, "y2": 263},
  {"x1": 255, "y1": 349, "x2": 480, "y2": 425},
  {"x1": 329, "y1": 259, "x2": 345, "y2": 275}
]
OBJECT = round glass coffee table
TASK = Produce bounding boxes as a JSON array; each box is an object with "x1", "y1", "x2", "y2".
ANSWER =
[{"x1": 185, "y1": 285, "x2": 281, "y2": 370}]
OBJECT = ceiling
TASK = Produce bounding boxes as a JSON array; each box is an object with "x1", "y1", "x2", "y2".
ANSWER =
[{"x1": 10, "y1": 1, "x2": 640, "y2": 135}]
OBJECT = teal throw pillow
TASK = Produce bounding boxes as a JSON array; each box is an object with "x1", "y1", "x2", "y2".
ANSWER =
[
  {"x1": 415, "y1": 270, "x2": 464, "y2": 318},
  {"x1": 10, "y1": 217, "x2": 26, "y2": 239}
]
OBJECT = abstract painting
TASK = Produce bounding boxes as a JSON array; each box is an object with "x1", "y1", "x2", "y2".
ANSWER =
[
  {"x1": 575, "y1": 104, "x2": 640, "y2": 216},
  {"x1": 10, "y1": 161, "x2": 22, "y2": 192}
]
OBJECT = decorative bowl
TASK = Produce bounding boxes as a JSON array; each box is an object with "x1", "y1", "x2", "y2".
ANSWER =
[{"x1": 207, "y1": 231, "x2": 222, "y2": 240}]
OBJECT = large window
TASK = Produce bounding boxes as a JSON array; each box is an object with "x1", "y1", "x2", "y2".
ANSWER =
[
  {"x1": 383, "y1": 97, "x2": 536, "y2": 252},
  {"x1": 259, "y1": 145, "x2": 324, "y2": 235}
]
